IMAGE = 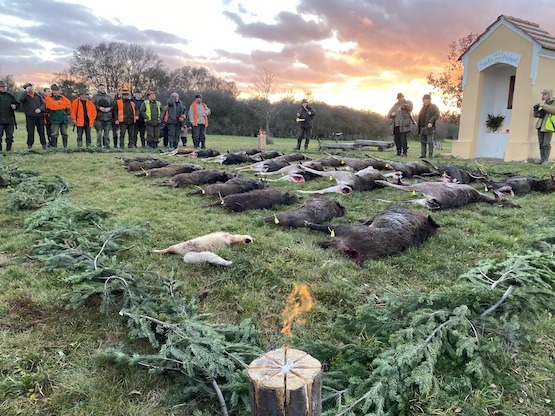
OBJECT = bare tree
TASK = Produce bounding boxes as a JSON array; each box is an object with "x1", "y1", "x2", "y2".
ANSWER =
[
  {"x1": 169, "y1": 66, "x2": 239, "y2": 97},
  {"x1": 0, "y1": 68, "x2": 17, "y2": 91},
  {"x1": 69, "y1": 42, "x2": 166, "y2": 94},
  {"x1": 249, "y1": 67, "x2": 281, "y2": 137}
]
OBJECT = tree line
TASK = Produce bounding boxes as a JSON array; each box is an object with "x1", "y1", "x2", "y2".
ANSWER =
[{"x1": 2, "y1": 40, "x2": 466, "y2": 140}]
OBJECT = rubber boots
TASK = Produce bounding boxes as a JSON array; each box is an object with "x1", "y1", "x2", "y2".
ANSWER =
[{"x1": 420, "y1": 143, "x2": 427, "y2": 158}]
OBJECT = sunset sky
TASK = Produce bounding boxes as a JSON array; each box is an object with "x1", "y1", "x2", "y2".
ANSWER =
[{"x1": 1, "y1": 0, "x2": 555, "y2": 115}]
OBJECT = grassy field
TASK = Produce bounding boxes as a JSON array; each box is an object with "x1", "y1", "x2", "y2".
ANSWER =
[{"x1": 1, "y1": 124, "x2": 554, "y2": 415}]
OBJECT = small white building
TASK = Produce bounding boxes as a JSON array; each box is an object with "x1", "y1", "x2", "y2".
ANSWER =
[{"x1": 453, "y1": 15, "x2": 555, "y2": 161}]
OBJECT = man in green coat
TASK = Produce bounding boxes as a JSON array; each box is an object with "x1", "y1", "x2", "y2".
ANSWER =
[
  {"x1": 418, "y1": 94, "x2": 440, "y2": 159},
  {"x1": 92, "y1": 83, "x2": 115, "y2": 149},
  {"x1": 0, "y1": 80, "x2": 19, "y2": 151}
]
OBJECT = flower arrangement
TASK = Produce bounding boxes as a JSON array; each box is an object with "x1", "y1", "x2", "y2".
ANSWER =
[{"x1": 486, "y1": 114, "x2": 505, "y2": 132}]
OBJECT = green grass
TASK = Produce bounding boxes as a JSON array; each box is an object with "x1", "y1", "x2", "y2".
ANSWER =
[{"x1": 1, "y1": 125, "x2": 555, "y2": 415}]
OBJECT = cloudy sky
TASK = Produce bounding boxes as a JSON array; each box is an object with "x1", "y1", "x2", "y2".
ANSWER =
[{"x1": 1, "y1": 0, "x2": 554, "y2": 114}]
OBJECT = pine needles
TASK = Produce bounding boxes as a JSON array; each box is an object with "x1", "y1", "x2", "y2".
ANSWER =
[{"x1": 303, "y1": 242, "x2": 555, "y2": 415}]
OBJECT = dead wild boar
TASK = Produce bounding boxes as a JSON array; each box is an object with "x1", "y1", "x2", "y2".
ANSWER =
[
  {"x1": 159, "y1": 170, "x2": 235, "y2": 188},
  {"x1": 306, "y1": 205, "x2": 440, "y2": 265},
  {"x1": 190, "y1": 176, "x2": 265, "y2": 197},
  {"x1": 218, "y1": 188, "x2": 299, "y2": 212},
  {"x1": 124, "y1": 158, "x2": 170, "y2": 172},
  {"x1": 135, "y1": 163, "x2": 203, "y2": 178},
  {"x1": 265, "y1": 197, "x2": 346, "y2": 227},
  {"x1": 375, "y1": 180, "x2": 520, "y2": 209}
]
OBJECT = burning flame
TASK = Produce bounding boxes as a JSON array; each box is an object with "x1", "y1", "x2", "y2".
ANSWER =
[{"x1": 281, "y1": 283, "x2": 314, "y2": 337}]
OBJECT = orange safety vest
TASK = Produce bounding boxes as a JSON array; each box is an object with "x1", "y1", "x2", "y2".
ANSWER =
[
  {"x1": 116, "y1": 99, "x2": 136, "y2": 122},
  {"x1": 190, "y1": 102, "x2": 209, "y2": 127}
]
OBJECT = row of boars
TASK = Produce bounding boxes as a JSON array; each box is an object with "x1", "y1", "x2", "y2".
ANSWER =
[
  {"x1": 120, "y1": 152, "x2": 555, "y2": 208},
  {"x1": 120, "y1": 151, "x2": 554, "y2": 264}
]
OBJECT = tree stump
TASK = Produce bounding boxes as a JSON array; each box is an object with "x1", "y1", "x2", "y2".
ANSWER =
[
  {"x1": 248, "y1": 347, "x2": 322, "y2": 416},
  {"x1": 257, "y1": 131, "x2": 267, "y2": 150}
]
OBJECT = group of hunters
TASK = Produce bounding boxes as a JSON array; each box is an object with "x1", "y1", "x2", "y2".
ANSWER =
[{"x1": 0, "y1": 81, "x2": 211, "y2": 151}]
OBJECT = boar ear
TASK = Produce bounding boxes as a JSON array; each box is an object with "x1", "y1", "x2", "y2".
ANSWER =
[{"x1": 427, "y1": 215, "x2": 440, "y2": 228}]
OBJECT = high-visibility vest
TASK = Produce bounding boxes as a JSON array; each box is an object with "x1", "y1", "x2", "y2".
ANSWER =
[
  {"x1": 190, "y1": 102, "x2": 209, "y2": 127},
  {"x1": 143, "y1": 100, "x2": 162, "y2": 122},
  {"x1": 116, "y1": 99, "x2": 136, "y2": 122}
]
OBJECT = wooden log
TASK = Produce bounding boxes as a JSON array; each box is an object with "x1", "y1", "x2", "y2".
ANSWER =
[
  {"x1": 248, "y1": 347, "x2": 322, "y2": 416},
  {"x1": 317, "y1": 142, "x2": 359, "y2": 151},
  {"x1": 354, "y1": 140, "x2": 394, "y2": 151}
]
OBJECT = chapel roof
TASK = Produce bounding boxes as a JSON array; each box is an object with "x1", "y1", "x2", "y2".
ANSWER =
[
  {"x1": 462, "y1": 15, "x2": 555, "y2": 58},
  {"x1": 501, "y1": 15, "x2": 555, "y2": 50}
]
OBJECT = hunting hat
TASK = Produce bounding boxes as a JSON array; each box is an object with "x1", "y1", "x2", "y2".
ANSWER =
[
  {"x1": 396, "y1": 92, "x2": 404, "y2": 99},
  {"x1": 79, "y1": 90, "x2": 89, "y2": 96},
  {"x1": 422, "y1": 94, "x2": 431, "y2": 100},
  {"x1": 51, "y1": 84, "x2": 60, "y2": 91},
  {"x1": 133, "y1": 89, "x2": 142, "y2": 94},
  {"x1": 195, "y1": 93, "x2": 202, "y2": 98},
  {"x1": 0, "y1": 80, "x2": 6, "y2": 87},
  {"x1": 147, "y1": 90, "x2": 156, "y2": 95},
  {"x1": 541, "y1": 89, "x2": 553, "y2": 96},
  {"x1": 301, "y1": 98, "x2": 309, "y2": 103},
  {"x1": 23, "y1": 83, "x2": 32, "y2": 89}
]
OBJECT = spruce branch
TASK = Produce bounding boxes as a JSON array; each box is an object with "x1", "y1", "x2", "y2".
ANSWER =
[
  {"x1": 209, "y1": 375, "x2": 229, "y2": 416},
  {"x1": 481, "y1": 285, "x2": 516, "y2": 317},
  {"x1": 94, "y1": 232, "x2": 116, "y2": 270}
]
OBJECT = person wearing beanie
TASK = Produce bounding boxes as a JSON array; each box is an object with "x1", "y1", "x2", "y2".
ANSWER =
[
  {"x1": 17, "y1": 83, "x2": 48, "y2": 149},
  {"x1": 44, "y1": 84, "x2": 71, "y2": 148},
  {"x1": 0, "y1": 80, "x2": 20, "y2": 151},
  {"x1": 533, "y1": 88, "x2": 555, "y2": 164},
  {"x1": 91, "y1": 83, "x2": 115, "y2": 149},
  {"x1": 417, "y1": 94, "x2": 440, "y2": 158},
  {"x1": 163, "y1": 92, "x2": 186, "y2": 149},
  {"x1": 70, "y1": 91, "x2": 97, "y2": 148},
  {"x1": 387, "y1": 92, "x2": 414, "y2": 156}
]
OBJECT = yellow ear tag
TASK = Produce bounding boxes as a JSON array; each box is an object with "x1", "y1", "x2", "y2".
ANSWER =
[
  {"x1": 329, "y1": 176, "x2": 334, "y2": 181},
  {"x1": 274, "y1": 213, "x2": 280, "y2": 224},
  {"x1": 411, "y1": 190, "x2": 417, "y2": 196},
  {"x1": 385, "y1": 163, "x2": 390, "y2": 168},
  {"x1": 328, "y1": 227, "x2": 335, "y2": 237},
  {"x1": 484, "y1": 185, "x2": 488, "y2": 192},
  {"x1": 219, "y1": 192, "x2": 224, "y2": 205}
]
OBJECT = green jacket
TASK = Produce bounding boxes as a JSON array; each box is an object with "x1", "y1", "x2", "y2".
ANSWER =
[
  {"x1": 418, "y1": 103, "x2": 440, "y2": 135},
  {"x1": 92, "y1": 92, "x2": 115, "y2": 122}
]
